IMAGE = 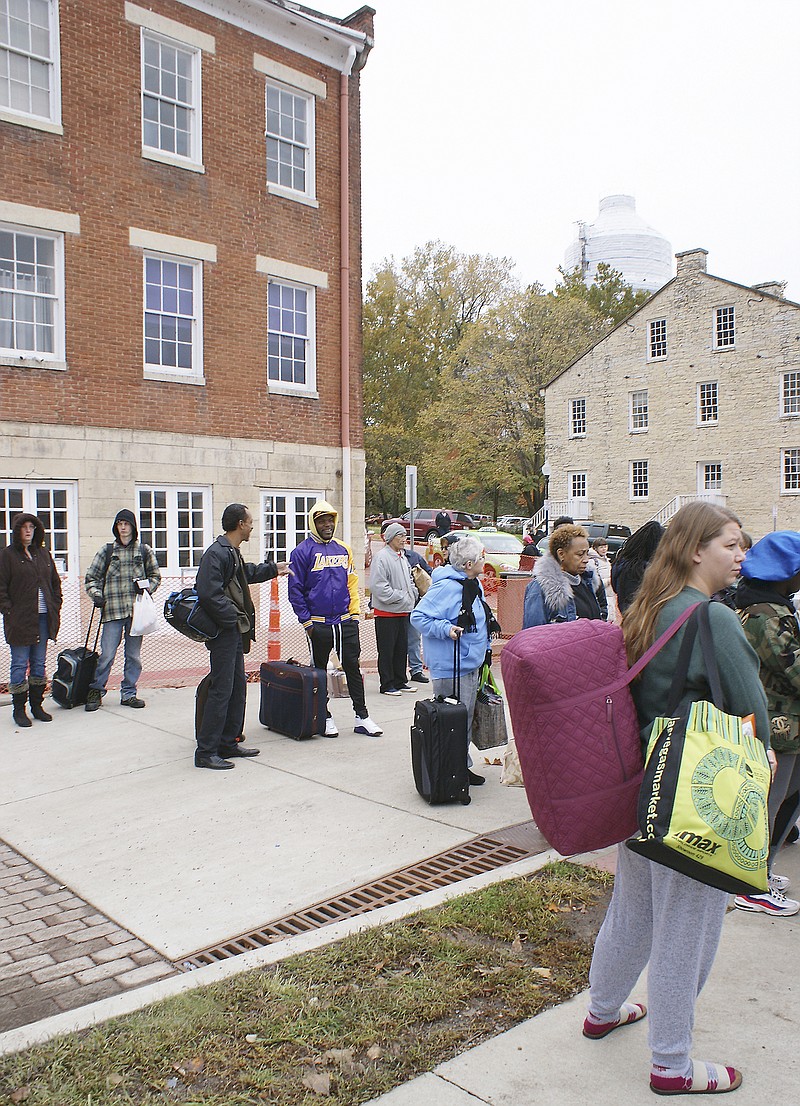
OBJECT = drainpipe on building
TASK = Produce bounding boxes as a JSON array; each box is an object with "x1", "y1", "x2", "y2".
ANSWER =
[{"x1": 339, "y1": 46, "x2": 357, "y2": 547}]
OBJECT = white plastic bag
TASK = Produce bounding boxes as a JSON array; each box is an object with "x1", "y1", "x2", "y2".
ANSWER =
[{"x1": 130, "y1": 590, "x2": 158, "y2": 636}]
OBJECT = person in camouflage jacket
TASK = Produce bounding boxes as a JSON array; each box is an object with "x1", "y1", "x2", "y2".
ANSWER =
[
  {"x1": 736, "y1": 531, "x2": 800, "y2": 879},
  {"x1": 84, "y1": 509, "x2": 161, "y2": 711}
]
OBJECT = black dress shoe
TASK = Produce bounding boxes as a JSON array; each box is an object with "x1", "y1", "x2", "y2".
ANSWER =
[
  {"x1": 468, "y1": 770, "x2": 485, "y2": 786},
  {"x1": 410, "y1": 672, "x2": 429, "y2": 684},
  {"x1": 194, "y1": 754, "x2": 234, "y2": 770},
  {"x1": 218, "y1": 745, "x2": 260, "y2": 758}
]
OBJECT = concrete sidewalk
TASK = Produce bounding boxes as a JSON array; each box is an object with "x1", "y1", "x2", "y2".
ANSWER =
[{"x1": 2, "y1": 675, "x2": 799, "y2": 1104}]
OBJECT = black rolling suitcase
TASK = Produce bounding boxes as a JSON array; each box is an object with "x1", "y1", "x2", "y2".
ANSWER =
[
  {"x1": 51, "y1": 608, "x2": 102, "y2": 709},
  {"x1": 411, "y1": 638, "x2": 471, "y2": 805},
  {"x1": 259, "y1": 659, "x2": 326, "y2": 740}
]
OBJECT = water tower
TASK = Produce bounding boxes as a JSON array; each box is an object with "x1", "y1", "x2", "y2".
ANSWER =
[{"x1": 564, "y1": 195, "x2": 672, "y2": 293}]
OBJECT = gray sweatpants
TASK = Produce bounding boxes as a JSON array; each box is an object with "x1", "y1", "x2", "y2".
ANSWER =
[
  {"x1": 769, "y1": 753, "x2": 800, "y2": 867},
  {"x1": 588, "y1": 845, "x2": 729, "y2": 1071}
]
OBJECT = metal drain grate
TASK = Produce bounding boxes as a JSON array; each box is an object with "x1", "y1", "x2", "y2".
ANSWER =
[{"x1": 181, "y1": 825, "x2": 542, "y2": 968}]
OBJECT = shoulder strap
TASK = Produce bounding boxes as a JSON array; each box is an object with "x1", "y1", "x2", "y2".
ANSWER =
[
  {"x1": 625, "y1": 601, "x2": 703, "y2": 684},
  {"x1": 103, "y1": 542, "x2": 114, "y2": 580}
]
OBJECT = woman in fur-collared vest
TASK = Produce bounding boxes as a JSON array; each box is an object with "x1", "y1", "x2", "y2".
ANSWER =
[
  {"x1": 0, "y1": 513, "x2": 62, "y2": 727},
  {"x1": 522, "y1": 524, "x2": 607, "y2": 628}
]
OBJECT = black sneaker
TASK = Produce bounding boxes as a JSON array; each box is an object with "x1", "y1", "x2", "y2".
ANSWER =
[{"x1": 85, "y1": 689, "x2": 102, "y2": 712}]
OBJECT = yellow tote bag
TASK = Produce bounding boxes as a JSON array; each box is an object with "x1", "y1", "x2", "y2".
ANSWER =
[{"x1": 627, "y1": 604, "x2": 770, "y2": 896}]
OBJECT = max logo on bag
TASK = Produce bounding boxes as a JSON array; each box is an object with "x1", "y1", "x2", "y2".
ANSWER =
[{"x1": 673, "y1": 831, "x2": 721, "y2": 854}]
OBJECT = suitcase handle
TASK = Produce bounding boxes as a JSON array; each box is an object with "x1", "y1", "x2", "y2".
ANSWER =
[
  {"x1": 451, "y1": 632, "x2": 461, "y2": 702},
  {"x1": 84, "y1": 604, "x2": 102, "y2": 655}
]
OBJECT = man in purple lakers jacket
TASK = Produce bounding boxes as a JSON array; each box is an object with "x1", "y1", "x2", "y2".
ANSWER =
[{"x1": 288, "y1": 501, "x2": 382, "y2": 738}]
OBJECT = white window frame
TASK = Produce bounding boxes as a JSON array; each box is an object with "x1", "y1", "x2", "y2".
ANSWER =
[
  {"x1": 264, "y1": 78, "x2": 317, "y2": 205},
  {"x1": 136, "y1": 484, "x2": 212, "y2": 574},
  {"x1": 142, "y1": 250, "x2": 204, "y2": 384},
  {"x1": 629, "y1": 389, "x2": 649, "y2": 433},
  {"x1": 266, "y1": 277, "x2": 316, "y2": 397},
  {"x1": 261, "y1": 489, "x2": 323, "y2": 563},
  {"x1": 0, "y1": 0, "x2": 62, "y2": 133},
  {"x1": 0, "y1": 479, "x2": 77, "y2": 575},
  {"x1": 568, "y1": 397, "x2": 586, "y2": 438},
  {"x1": 697, "y1": 381, "x2": 719, "y2": 426},
  {"x1": 713, "y1": 305, "x2": 736, "y2": 350},
  {"x1": 569, "y1": 471, "x2": 587, "y2": 499},
  {"x1": 0, "y1": 220, "x2": 66, "y2": 367},
  {"x1": 781, "y1": 371, "x2": 800, "y2": 418},
  {"x1": 698, "y1": 462, "x2": 723, "y2": 493},
  {"x1": 647, "y1": 318, "x2": 667, "y2": 361},
  {"x1": 139, "y1": 27, "x2": 203, "y2": 172},
  {"x1": 781, "y1": 450, "x2": 800, "y2": 495},
  {"x1": 630, "y1": 460, "x2": 649, "y2": 501}
]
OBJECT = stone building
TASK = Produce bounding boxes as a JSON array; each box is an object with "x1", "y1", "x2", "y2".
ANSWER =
[
  {"x1": 0, "y1": 0, "x2": 373, "y2": 663},
  {"x1": 542, "y1": 249, "x2": 800, "y2": 537}
]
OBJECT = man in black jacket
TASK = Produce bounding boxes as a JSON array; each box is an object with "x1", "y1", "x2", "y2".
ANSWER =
[{"x1": 194, "y1": 504, "x2": 290, "y2": 770}]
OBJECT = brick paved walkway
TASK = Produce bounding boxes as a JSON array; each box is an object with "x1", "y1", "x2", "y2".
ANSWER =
[{"x1": 0, "y1": 842, "x2": 178, "y2": 1033}]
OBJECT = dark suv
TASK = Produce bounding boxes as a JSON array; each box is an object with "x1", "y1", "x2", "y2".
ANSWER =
[
  {"x1": 537, "y1": 522, "x2": 631, "y2": 561},
  {"x1": 400, "y1": 509, "x2": 475, "y2": 543}
]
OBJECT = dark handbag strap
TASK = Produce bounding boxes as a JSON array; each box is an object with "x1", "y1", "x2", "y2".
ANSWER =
[{"x1": 663, "y1": 602, "x2": 725, "y2": 715}]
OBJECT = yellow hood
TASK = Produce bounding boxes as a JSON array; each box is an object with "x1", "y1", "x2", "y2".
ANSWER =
[{"x1": 309, "y1": 500, "x2": 338, "y2": 542}]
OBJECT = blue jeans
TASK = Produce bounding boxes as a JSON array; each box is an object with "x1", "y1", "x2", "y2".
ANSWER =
[
  {"x1": 91, "y1": 616, "x2": 142, "y2": 700},
  {"x1": 407, "y1": 620, "x2": 423, "y2": 675},
  {"x1": 9, "y1": 613, "x2": 49, "y2": 689}
]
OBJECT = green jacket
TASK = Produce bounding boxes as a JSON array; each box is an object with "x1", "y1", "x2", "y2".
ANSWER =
[
  {"x1": 739, "y1": 597, "x2": 800, "y2": 754},
  {"x1": 85, "y1": 540, "x2": 161, "y2": 623}
]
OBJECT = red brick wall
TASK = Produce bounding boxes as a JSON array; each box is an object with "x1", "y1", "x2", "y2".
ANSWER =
[{"x1": 0, "y1": 0, "x2": 367, "y2": 449}]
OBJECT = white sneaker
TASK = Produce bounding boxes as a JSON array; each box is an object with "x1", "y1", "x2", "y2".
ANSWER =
[
  {"x1": 324, "y1": 717, "x2": 339, "y2": 738},
  {"x1": 354, "y1": 716, "x2": 383, "y2": 737},
  {"x1": 734, "y1": 887, "x2": 800, "y2": 916},
  {"x1": 770, "y1": 873, "x2": 790, "y2": 892}
]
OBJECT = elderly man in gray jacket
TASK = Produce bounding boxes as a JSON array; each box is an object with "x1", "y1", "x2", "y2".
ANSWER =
[{"x1": 370, "y1": 522, "x2": 418, "y2": 696}]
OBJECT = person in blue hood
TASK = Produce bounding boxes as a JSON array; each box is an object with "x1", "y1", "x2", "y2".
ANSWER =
[
  {"x1": 289, "y1": 501, "x2": 382, "y2": 738},
  {"x1": 410, "y1": 534, "x2": 494, "y2": 786}
]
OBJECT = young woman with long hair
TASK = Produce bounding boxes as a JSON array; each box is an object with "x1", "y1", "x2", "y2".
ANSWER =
[{"x1": 583, "y1": 502, "x2": 773, "y2": 1096}]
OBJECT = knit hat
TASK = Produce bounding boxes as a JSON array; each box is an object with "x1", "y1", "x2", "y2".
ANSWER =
[
  {"x1": 383, "y1": 522, "x2": 405, "y2": 544},
  {"x1": 740, "y1": 531, "x2": 800, "y2": 582},
  {"x1": 113, "y1": 509, "x2": 138, "y2": 542}
]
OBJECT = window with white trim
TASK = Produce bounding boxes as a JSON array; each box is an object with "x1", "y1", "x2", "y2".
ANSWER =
[
  {"x1": 714, "y1": 305, "x2": 735, "y2": 348},
  {"x1": 569, "y1": 397, "x2": 586, "y2": 437},
  {"x1": 697, "y1": 381, "x2": 718, "y2": 425},
  {"x1": 699, "y1": 462, "x2": 722, "y2": 492},
  {"x1": 0, "y1": 223, "x2": 64, "y2": 361},
  {"x1": 0, "y1": 480, "x2": 75, "y2": 572},
  {"x1": 261, "y1": 490, "x2": 322, "y2": 563},
  {"x1": 629, "y1": 390, "x2": 648, "y2": 432},
  {"x1": 782, "y1": 450, "x2": 800, "y2": 494},
  {"x1": 782, "y1": 371, "x2": 800, "y2": 417},
  {"x1": 143, "y1": 252, "x2": 202, "y2": 378},
  {"x1": 265, "y1": 81, "x2": 314, "y2": 198},
  {"x1": 140, "y1": 29, "x2": 201, "y2": 166},
  {"x1": 136, "y1": 486, "x2": 211, "y2": 572},
  {"x1": 648, "y1": 319, "x2": 667, "y2": 360},
  {"x1": 630, "y1": 460, "x2": 649, "y2": 500},
  {"x1": 267, "y1": 278, "x2": 315, "y2": 392},
  {"x1": 569, "y1": 472, "x2": 587, "y2": 499},
  {"x1": 0, "y1": 0, "x2": 61, "y2": 126}
]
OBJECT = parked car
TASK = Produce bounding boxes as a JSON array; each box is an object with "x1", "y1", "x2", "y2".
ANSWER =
[
  {"x1": 426, "y1": 528, "x2": 524, "y2": 576},
  {"x1": 536, "y1": 521, "x2": 631, "y2": 561},
  {"x1": 497, "y1": 516, "x2": 527, "y2": 533},
  {"x1": 400, "y1": 508, "x2": 475, "y2": 543}
]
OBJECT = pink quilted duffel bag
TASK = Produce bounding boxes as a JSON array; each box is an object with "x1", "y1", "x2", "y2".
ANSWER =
[{"x1": 501, "y1": 607, "x2": 698, "y2": 856}]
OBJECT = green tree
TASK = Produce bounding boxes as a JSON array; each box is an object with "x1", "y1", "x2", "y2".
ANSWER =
[
  {"x1": 555, "y1": 262, "x2": 651, "y2": 327},
  {"x1": 363, "y1": 242, "x2": 517, "y2": 514}
]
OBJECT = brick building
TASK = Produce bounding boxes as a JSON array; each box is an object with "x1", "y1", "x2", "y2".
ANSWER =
[
  {"x1": 543, "y1": 249, "x2": 800, "y2": 538},
  {"x1": 0, "y1": 0, "x2": 374, "y2": 666}
]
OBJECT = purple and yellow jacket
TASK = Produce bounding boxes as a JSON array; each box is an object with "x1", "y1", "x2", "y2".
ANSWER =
[{"x1": 288, "y1": 501, "x2": 360, "y2": 628}]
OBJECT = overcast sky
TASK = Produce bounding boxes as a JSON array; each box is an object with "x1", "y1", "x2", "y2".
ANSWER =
[{"x1": 324, "y1": 0, "x2": 800, "y2": 299}]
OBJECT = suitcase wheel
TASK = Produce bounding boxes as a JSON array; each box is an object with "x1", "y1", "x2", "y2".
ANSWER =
[{"x1": 461, "y1": 794, "x2": 471, "y2": 805}]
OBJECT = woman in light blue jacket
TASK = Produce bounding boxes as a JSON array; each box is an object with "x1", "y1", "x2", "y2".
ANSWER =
[{"x1": 410, "y1": 535, "x2": 490, "y2": 785}]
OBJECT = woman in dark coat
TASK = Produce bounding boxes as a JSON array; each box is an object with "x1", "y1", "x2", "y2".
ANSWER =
[
  {"x1": 610, "y1": 521, "x2": 664, "y2": 614},
  {"x1": 0, "y1": 513, "x2": 62, "y2": 726}
]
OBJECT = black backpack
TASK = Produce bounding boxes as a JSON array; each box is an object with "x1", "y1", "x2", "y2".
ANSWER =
[{"x1": 163, "y1": 587, "x2": 219, "y2": 643}]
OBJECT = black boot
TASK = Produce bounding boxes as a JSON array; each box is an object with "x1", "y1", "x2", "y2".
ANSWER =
[
  {"x1": 28, "y1": 684, "x2": 52, "y2": 722},
  {"x1": 12, "y1": 692, "x2": 32, "y2": 728}
]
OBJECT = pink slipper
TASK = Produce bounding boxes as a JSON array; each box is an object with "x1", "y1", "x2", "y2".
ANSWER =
[
  {"x1": 582, "y1": 1002, "x2": 647, "y2": 1039},
  {"x1": 651, "y1": 1060, "x2": 742, "y2": 1096}
]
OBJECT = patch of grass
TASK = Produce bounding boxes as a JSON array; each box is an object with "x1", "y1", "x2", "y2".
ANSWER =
[{"x1": 0, "y1": 862, "x2": 611, "y2": 1106}]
